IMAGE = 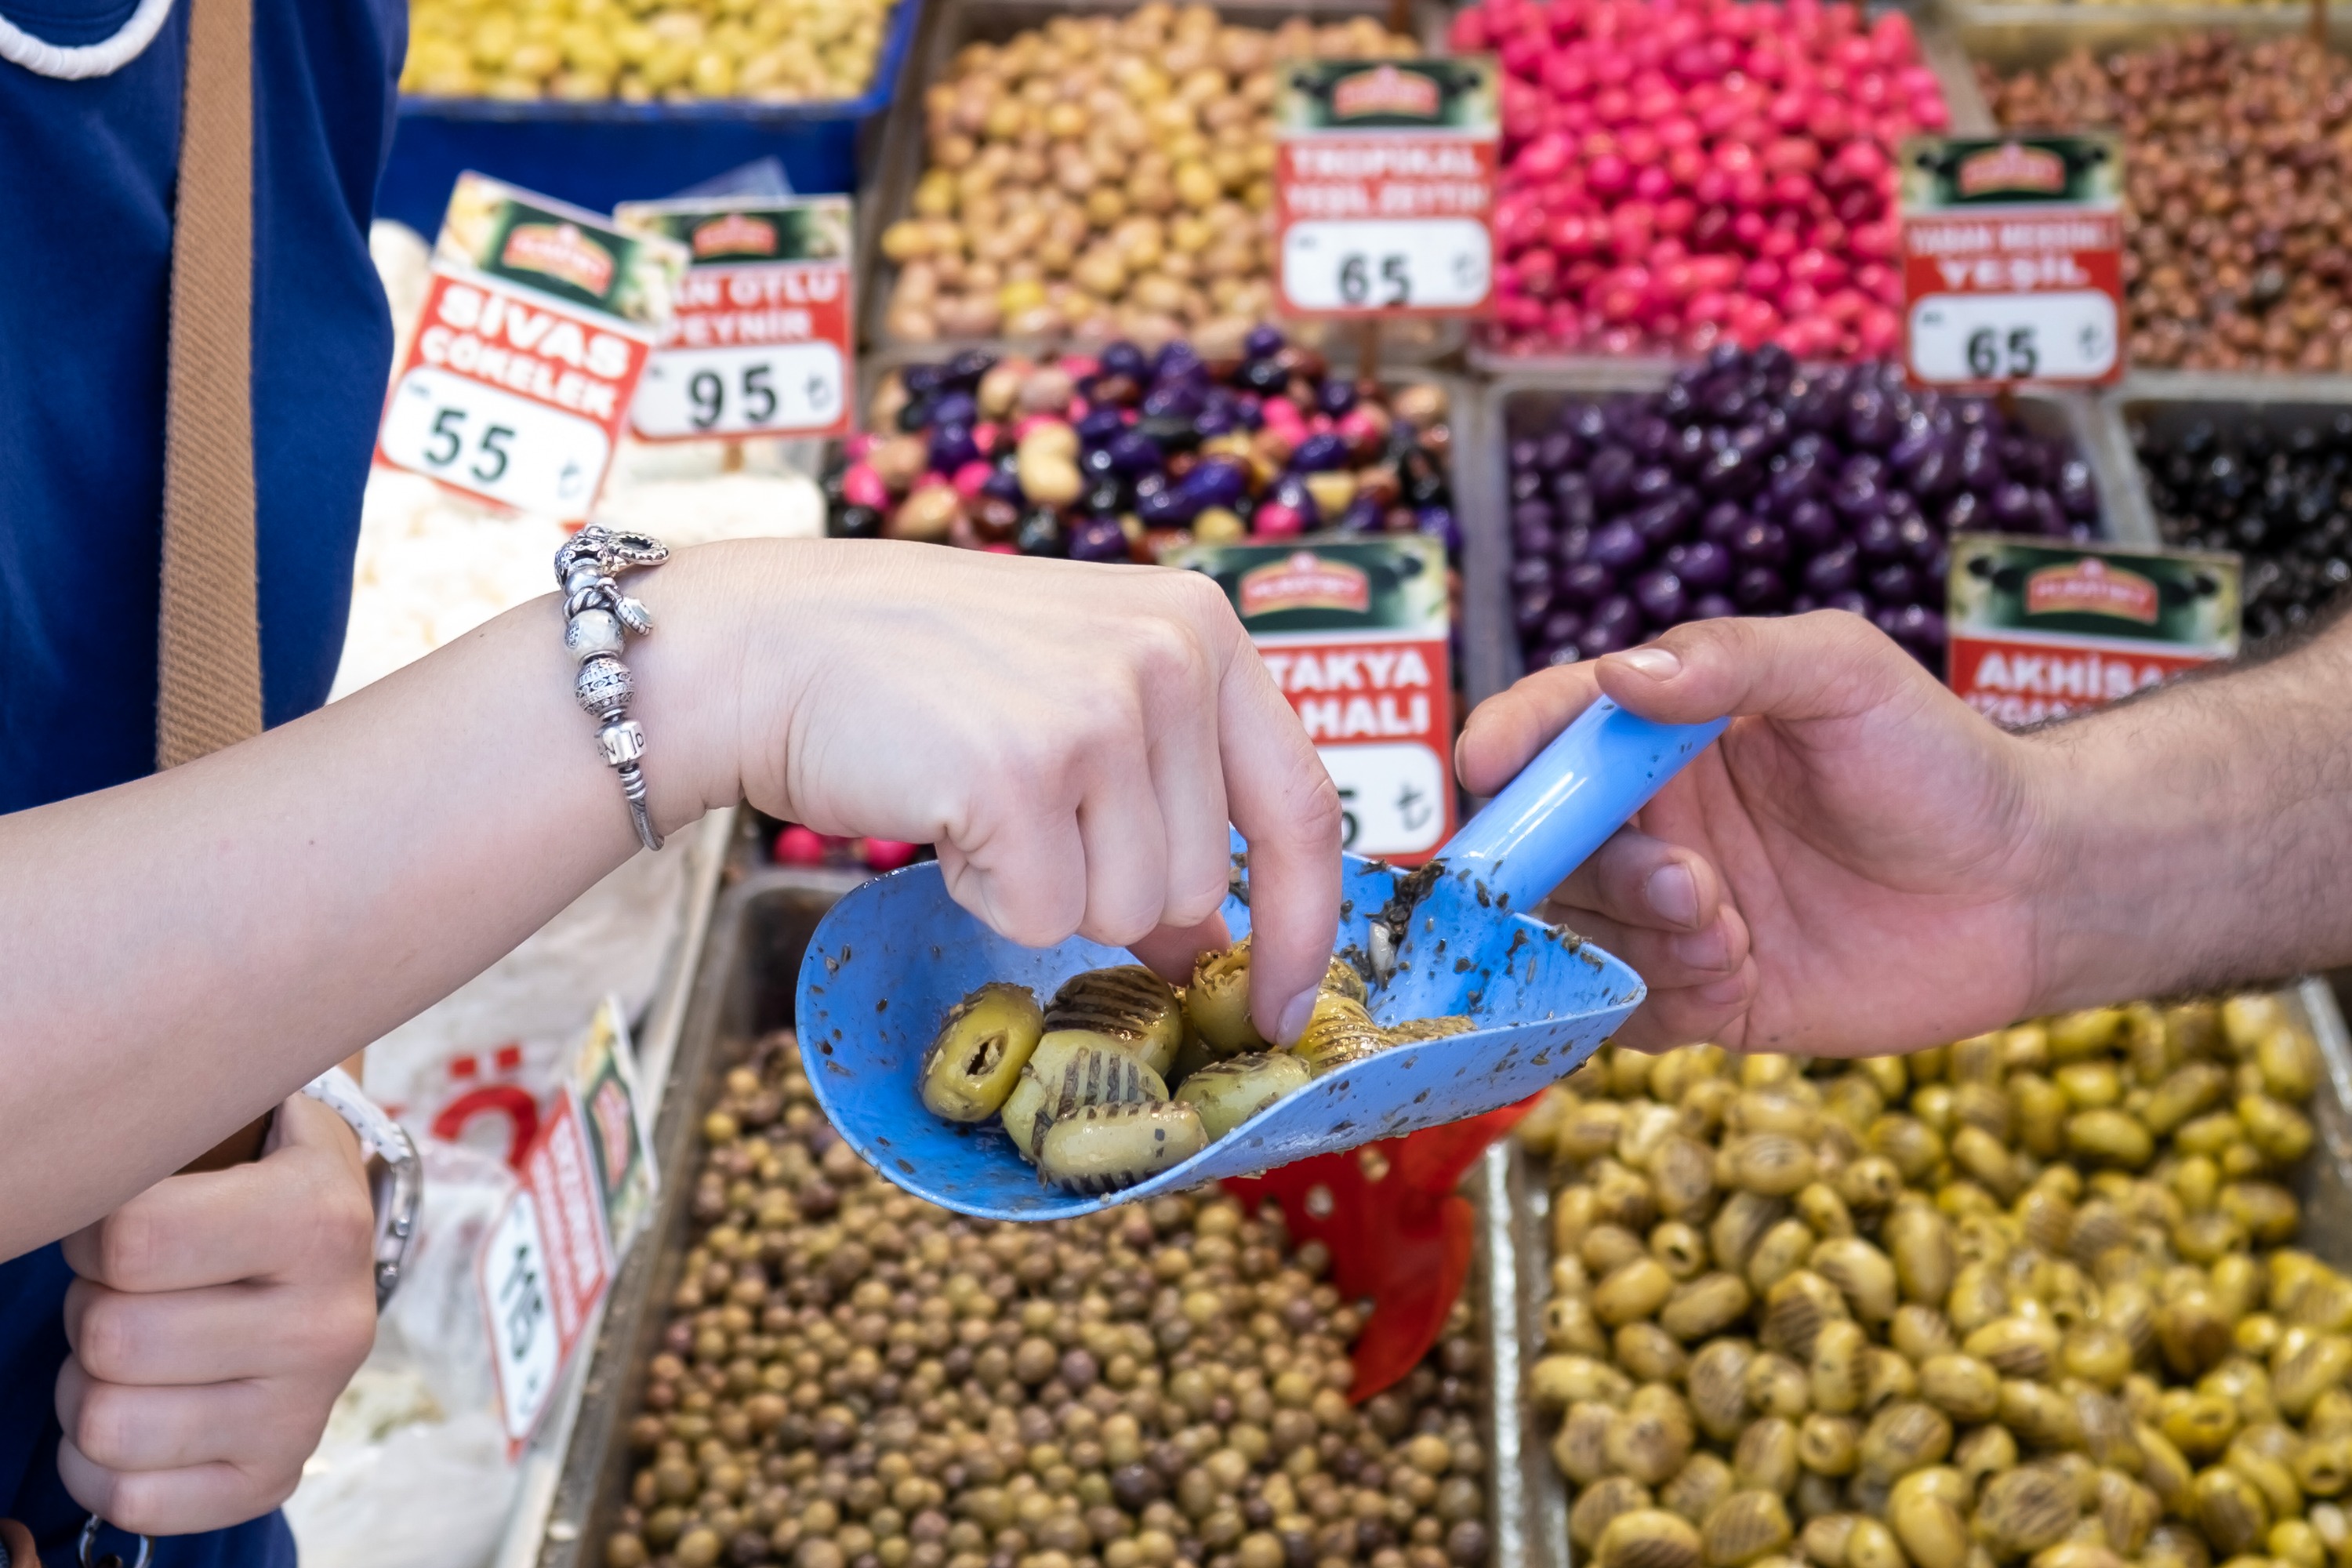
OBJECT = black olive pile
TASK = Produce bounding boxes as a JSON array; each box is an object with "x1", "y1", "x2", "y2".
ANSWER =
[
  {"x1": 604, "y1": 1032, "x2": 1492, "y2": 1568},
  {"x1": 2131, "y1": 412, "x2": 2352, "y2": 642}
]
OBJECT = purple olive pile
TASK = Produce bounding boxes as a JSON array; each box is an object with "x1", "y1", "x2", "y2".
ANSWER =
[
  {"x1": 2132, "y1": 410, "x2": 2352, "y2": 644},
  {"x1": 824, "y1": 332, "x2": 1459, "y2": 565},
  {"x1": 1505, "y1": 348, "x2": 2102, "y2": 671},
  {"x1": 601, "y1": 1032, "x2": 1494, "y2": 1568}
]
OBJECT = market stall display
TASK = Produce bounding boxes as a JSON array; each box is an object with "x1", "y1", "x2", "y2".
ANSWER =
[
  {"x1": 598, "y1": 1029, "x2": 1494, "y2": 1568},
  {"x1": 1514, "y1": 989, "x2": 2344, "y2": 1568},
  {"x1": 1494, "y1": 349, "x2": 2103, "y2": 673},
  {"x1": 824, "y1": 338, "x2": 1461, "y2": 564},
  {"x1": 873, "y1": 3, "x2": 1421, "y2": 348},
  {"x1": 2123, "y1": 397, "x2": 2352, "y2": 643},
  {"x1": 1454, "y1": 0, "x2": 1951, "y2": 362},
  {"x1": 1980, "y1": 34, "x2": 2352, "y2": 373}
]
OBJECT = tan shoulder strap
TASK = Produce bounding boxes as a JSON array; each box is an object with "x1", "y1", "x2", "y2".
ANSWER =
[
  {"x1": 156, "y1": 0, "x2": 261, "y2": 768},
  {"x1": 162, "y1": 0, "x2": 276, "y2": 1171}
]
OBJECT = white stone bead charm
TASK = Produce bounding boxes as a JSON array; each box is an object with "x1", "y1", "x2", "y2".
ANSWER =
[{"x1": 565, "y1": 608, "x2": 625, "y2": 662}]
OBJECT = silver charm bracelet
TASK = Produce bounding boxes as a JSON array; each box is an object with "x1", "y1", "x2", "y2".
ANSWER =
[{"x1": 556, "y1": 526, "x2": 670, "y2": 852}]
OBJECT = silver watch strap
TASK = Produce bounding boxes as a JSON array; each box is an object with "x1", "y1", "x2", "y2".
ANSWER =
[{"x1": 302, "y1": 1066, "x2": 421, "y2": 1308}]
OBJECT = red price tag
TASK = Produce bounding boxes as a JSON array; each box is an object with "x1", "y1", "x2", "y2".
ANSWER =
[
  {"x1": 1900, "y1": 134, "x2": 2125, "y2": 389},
  {"x1": 378, "y1": 176, "x2": 685, "y2": 521},
  {"x1": 1272, "y1": 60, "x2": 1499, "y2": 321},
  {"x1": 480, "y1": 1088, "x2": 616, "y2": 1453},
  {"x1": 617, "y1": 197, "x2": 857, "y2": 442},
  {"x1": 379, "y1": 270, "x2": 654, "y2": 521}
]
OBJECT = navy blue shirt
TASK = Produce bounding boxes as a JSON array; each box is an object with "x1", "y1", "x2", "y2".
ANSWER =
[{"x1": 0, "y1": 0, "x2": 405, "y2": 1557}]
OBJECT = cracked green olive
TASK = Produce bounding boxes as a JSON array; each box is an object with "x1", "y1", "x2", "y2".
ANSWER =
[
  {"x1": 1000, "y1": 1030, "x2": 1166, "y2": 1160},
  {"x1": 1044, "y1": 964, "x2": 1185, "y2": 1076},
  {"x1": 1034, "y1": 1100, "x2": 1210, "y2": 1194},
  {"x1": 1173, "y1": 1051, "x2": 1310, "y2": 1138}
]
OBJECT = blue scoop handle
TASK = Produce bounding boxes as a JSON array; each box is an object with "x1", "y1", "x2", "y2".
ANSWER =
[{"x1": 1444, "y1": 698, "x2": 1728, "y2": 913}]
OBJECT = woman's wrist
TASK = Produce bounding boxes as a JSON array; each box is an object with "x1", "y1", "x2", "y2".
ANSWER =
[{"x1": 619, "y1": 539, "x2": 802, "y2": 839}]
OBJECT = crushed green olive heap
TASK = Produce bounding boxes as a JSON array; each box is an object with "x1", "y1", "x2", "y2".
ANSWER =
[
  {"x1": 920, "y1": 943, "x2": 1472, "y2": 1195},
  {"x1": 1515, "y1": 992, "x2": 2339, "y2": 1568},
  {"x1": 604, "y1": 1033, "x2": 1494, "y2": 1568}
]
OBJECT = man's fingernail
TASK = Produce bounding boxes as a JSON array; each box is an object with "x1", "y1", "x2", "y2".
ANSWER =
[
  {"x1": 1646, "y1": 863, "x2": 1699, "y2": 927},
  {"x1": 1276, "y1": 988, "x2": 1321, "y2": 1047},
  {"x1": 1616, "y1": 647, "x2": 1682, "y2": 679}
]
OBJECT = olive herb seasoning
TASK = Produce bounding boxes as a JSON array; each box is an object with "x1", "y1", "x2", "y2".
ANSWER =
[
  {"x1": 604, "y1": 1033, "x2": 1491, "y2": 1568},
  {"x1": 913, "y1": 949, "x2": 1471, "y2": 1196},
  {"x1": 1520, "y1": 993, "x2": 2340, "y2": 1568}
]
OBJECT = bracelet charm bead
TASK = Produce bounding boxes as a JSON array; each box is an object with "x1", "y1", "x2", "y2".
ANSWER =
[{"x1": 554, "y1": 525, "x2": 670, "y2": 852}]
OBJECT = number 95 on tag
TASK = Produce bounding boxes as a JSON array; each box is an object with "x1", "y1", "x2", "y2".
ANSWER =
[{"x1": 633, "y1": 343, "x2": 849, "y2": 441}]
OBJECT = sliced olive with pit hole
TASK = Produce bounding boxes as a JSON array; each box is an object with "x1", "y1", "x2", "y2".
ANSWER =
[
  {"x1": 917, "y1": 981, "x2": 1044, "y2": 1121},
  {"x1": 1034, "y1": 1100, "x2": 1209, "y2": 1195}
]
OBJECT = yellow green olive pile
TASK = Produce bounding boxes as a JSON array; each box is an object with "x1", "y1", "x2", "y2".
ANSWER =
[
  {"x1": 604, "y1": 1032, "x2": 1494, "y2": 1568},
  {"x1": 878, "y1": 2, "x2": 1417, "y2": 346},
  {"x1": 399, "y1": 0, "x2": 890, "y2": 103},
  {"x1": 1516, "y1": 992, "x2": 2339, "y2": 1568},
  {"x1": 920, "y1": 943, "x2": 1472, "y2": 1196}
]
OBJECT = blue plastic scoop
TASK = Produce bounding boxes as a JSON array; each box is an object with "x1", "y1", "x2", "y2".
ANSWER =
[{"x1": 799, "y1": 698, "x2": 1726, "y2": 1220}]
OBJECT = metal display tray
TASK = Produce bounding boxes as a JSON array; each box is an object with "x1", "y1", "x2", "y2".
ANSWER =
[
  {"x1": 533, "y1": 862, "x2": 1534, "y2": 1568},
  {"x1": 857, "y1": 0, "x2": 1464, "y2": 365},
  {"x1": 1498, "y1": 976, "x2": 2352, "y2": 1568},
  {"x1": 1460, "y1": 368, "x2": 2143, "y2": 708},
  {"x1": 2098, "y1": 376, "x2": 2352, "y2": 547},
  {"x1": 1461, "y1": 14, "x2": 1993, "y2": 379}
]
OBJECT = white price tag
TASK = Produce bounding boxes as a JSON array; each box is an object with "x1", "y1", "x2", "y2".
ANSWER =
[
  {"x1": 1280, "y1": 219, "x2": 1492, "y2": 313},
  {"x1": 480, "y1": 1191, "x2": 561, "y2": 1443},
  {"x1": 1907, "y1": 290, "x2": 2120, "y2": 384},
  {"x1": 1319, "y1": 740, "x2": 1449, "y2": 858},
  {"x1": 632, "y1": 343, "x2": 848, "y2": 439},
  {"x1": 380, "y1": 365, "x2": 612, "y2": 517}
]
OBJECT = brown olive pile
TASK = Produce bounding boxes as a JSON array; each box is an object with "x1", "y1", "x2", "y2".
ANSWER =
[
  {"x1": 1518, "y1": 991, "x2": 2342, "y2": 1568},
  {"x1": 604, "y1": 1031, "x2": 1492, "y2": 1568},
  {"x1": 877, "y1": 2, "x2": 1416, "y2": 347},
  {"x1": 1981, "y1": 37, "x2": 2352, "y2": 372}
]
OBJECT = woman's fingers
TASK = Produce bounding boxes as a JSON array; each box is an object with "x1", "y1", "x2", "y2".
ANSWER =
[
  {"x1": 1129, "y1": 915, "x2": 1231, "y2": 985},
  {"x1": 1209, "y1": 637, "x2": 1344, "y2": 1044}
]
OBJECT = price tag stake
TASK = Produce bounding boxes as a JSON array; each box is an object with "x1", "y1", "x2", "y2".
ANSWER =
[{"x1": 1898, "y1": 133, "x2": 2126, "y2": 391}]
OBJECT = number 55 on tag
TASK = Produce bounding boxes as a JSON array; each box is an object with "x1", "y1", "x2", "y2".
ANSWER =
[
  {"x1": 1273, "y1": 59, "x2": 1499, "y2": 319},
  {"x1": 615, "y1": 195, "x2": 856, "y2": 442},
  {"x1": 376, "y1": 174, "x2": 688, "y2": 523},
  {"x1": 1898, "y1": 133, "x2": 2125, "y2": 390}
]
